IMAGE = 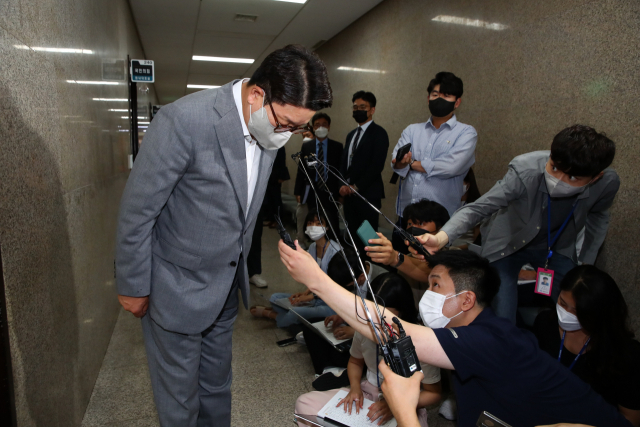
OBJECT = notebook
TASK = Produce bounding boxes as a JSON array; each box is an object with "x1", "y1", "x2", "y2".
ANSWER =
[
  {"x1": 317, "y1": 389, "x2": 397, "y2": 427},
  {"x1": 290, "y1": 309, "x2": 351, "y2": 352}
]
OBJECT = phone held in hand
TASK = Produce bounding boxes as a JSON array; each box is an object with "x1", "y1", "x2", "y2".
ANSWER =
[
  {"x1": 395, "y1": 143, "x2": 412, "y2": 163},
  {"x1": 357, "y1": 220, "x2": 380, "y2": 248}
]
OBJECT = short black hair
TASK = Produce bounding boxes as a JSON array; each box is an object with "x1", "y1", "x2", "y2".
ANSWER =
[
  {"x1": 550, "y1": 125, "x2": 615, "y2": 177},
  {"x1": 402, "y1": 199, "x2": 450, "y2": 230},
  {"x1": 427, "y1": 251, "x2": 500, "y2": 307},
  {"x1": 369, "y1": 273, "x2": 418, "y2": 323},
  {"x1": 248, "y1": 44, "x2": 333, "y2": 111},
  {"x1": 327, "y1": 248, "x2": 363, "y2": 288},
  {"x1": 427, "y1": 72, "x2": 463, "y2": 98},
  {"x1": 352, "y1": 90, "x2": 377, "y2": 108},
  {"x1": 311, "y1": 112, "x2": 331, "y2": 126}
]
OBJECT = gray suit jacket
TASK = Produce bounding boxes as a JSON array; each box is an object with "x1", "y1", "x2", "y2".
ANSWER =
[
  {"x1": 441, "y1": 151, "x2": 620, "y2": 264},
  {"x1": 116, "y1": 81, "x2": 277, "y2": 334}
]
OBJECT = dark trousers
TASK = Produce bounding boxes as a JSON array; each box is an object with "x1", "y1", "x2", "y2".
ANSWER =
[
  {"x1": 142, "y1": 281, "x2": 239, "y2": 427},
  {"x1": 301, "y1": 320, "x2": 351, "y2": 375},
  {"x1": 491, "y1": 245, "x2": 576, "y2": 324},
  {"x1": 247, "y1": 215, "x2": 263, "y2": 277},
  {"x1": 344, "y1": 195, "x2": 380, "y2": 255},
  {"x1": 264, "y1": 183, "x2": 283, "y2": 219}
]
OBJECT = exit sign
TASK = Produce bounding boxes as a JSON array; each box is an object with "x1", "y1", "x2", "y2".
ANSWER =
[{"x1": 130, "y1": 59, "x2": 154, "y2": 83}]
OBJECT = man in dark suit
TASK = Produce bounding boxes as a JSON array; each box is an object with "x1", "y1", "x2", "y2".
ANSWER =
[
  {"x1": 294, "y1": 112, "x2": 343, "y2": 238},
  {"x1": 339, "y1": 91, "x2": 389, "y2": 252}
]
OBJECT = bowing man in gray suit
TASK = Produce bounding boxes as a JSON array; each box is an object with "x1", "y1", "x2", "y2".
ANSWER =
[{"x1": 115, "y1": 45, "x2": 332, "y2": 426}]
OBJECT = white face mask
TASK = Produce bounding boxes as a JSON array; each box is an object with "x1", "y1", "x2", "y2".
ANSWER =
[
  {"x1": 544, "y1": 168, "x2": 589, "y2": 198},
  {"x1": 302, "y1": 137, "x2": 314, "y2": 142},
  {"x1": 462, "y1": 183, "x2": 469, "y2": 194},
  {"x1": 419, "y1": 290, "x2": 465, "y2": 329},
  {"x1": 315, "y1": 126, "x2": 329, "y2": 139},
  {"x1": 556, "y1": 304, "x2": 582, "y2": 331},
  {"x1": 305, "y1": 226, "x2": 326, "y2": 241},
  {"x1": 247, "y1": 93, "x2": 292, "y2": 150}
]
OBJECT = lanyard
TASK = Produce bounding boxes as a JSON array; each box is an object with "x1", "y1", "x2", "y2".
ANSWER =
[
  {"x1": 545, "y1": 195, "x2": 578, "y2": 269},
  {"x1": 558, "y1": 330, "x2": 590, "y2": 371}
]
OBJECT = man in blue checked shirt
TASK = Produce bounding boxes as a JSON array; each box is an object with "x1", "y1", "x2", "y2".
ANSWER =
[{"x1": 390, "y1": 72, "x2": 477, "y2": 249}]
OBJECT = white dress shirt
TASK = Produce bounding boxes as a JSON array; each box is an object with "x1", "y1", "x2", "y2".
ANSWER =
[
  {"x1": 347, "y1": 119, "x2": 373, "y2": 169},
  {"x1": 232, "y1": 79, "x2": 262, "y2": 215}
]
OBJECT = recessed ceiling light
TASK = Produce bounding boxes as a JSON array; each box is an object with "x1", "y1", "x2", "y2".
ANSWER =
[
  {"x1": 138, "y1": 121, "x2": 150, "y2": 125},
  {"x1": 337, "y1": 66, "x2": 386, "y2": 74},
  {"x1": 432, "y1": 15, "x2": 508, "y2": 30},
  {"x1": 187, "y1": 84, "x2": 221, "y2": 89},
  {"x1": 273, "y1": 0, "x2": 307, "y2": 3},
  {"x1": 192, "y1": 56, "x2": 254, "y2": 64},
  {"x1": 68, "y1": 80, "x2": 120, "y2": 85},
  {"x1": 109, "y1": 109, "x2": 128, "y2": 112},
  {"x1": 93, "y1": 98, "x2": 128, "y2": 101},
  {"x1": 235, "y1": 14, "x2": 258, "y2": 22}
]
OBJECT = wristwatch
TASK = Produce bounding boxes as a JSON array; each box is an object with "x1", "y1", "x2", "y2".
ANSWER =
[
  {"x1": 392, "y1": 252, "x2": 405, "y2": 268},
  {"x1": 409, "y1": 159, "x2": 415, "y2": 170}
]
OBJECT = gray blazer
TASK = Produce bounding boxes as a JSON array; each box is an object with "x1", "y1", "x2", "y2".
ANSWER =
[
  {"x1": 442, "y1": 151, "x2": 620, "y2": 264},
  {"x1": 116, "y1": 81, "x2": 277, "y2": 334}
]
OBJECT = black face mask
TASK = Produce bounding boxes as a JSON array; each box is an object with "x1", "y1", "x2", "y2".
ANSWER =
[
  {"x1": 428, "y1": 97, "x2": 456, "y2": 117},
  {"x1": 352, "y1": 110, "x2": 368, "y2": 124}
]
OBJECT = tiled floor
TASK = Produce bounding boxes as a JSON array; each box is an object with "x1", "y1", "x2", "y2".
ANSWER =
[{"x1": 82, "y1": 227, "x2": 456, "y2": 426}]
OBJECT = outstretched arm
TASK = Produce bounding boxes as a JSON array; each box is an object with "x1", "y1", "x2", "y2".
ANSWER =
[{"x1": 279, "y1": 240, "x2": 453, "y2": 369}]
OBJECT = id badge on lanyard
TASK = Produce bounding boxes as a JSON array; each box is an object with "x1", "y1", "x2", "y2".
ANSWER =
[{"x1": 535, "y1": 195, "x2": 578, "y2": 297}]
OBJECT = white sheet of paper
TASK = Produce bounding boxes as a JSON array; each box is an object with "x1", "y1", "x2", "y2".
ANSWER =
[{"x1": 317, "y1": 389, "x2": 397, "y2": 427}]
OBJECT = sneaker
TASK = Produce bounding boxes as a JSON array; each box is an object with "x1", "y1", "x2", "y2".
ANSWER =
[
  {"x1": 296, "y1": 332, "x2": 306, "y2": 345},
  {"x1": 312, "y1": 370, "x2": 350, "y2": 391},
  {"x1": 438, "y1": 395, "x2": 457, "y2": 421},
  {"x1": 249, "y1": 274, "x2": 268, "y2": 288}
]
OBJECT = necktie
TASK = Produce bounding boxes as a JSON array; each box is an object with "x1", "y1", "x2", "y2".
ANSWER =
[
  {"x1": 316, "y1": 142, "x2": 324, "y2": 181},
  {"x1": 349, "y1": 127, "x2": 362, "y2": 168}
]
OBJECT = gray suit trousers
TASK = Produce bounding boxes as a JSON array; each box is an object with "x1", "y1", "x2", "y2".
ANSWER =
[{"x1": 142, "y1": 279, "x2": 239, "y2": 427}]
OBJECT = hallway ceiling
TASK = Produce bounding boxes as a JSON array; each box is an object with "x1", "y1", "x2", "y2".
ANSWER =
[{"x1": 129, "y1": 0, "x2": 383, "y2": 104}]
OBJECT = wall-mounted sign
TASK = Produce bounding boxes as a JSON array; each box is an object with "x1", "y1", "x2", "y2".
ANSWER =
[
  {"x1": 130, "y1": 59, "x2": 154, "y2": 83},
  {"x1": 102, "y1": 59, "x2": 126, "y2": 81}
]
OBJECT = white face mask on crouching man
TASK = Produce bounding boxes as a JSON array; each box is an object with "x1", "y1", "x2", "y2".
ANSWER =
[{"x1": 419, "y1": 290, "x2": 468, "y2": 329}]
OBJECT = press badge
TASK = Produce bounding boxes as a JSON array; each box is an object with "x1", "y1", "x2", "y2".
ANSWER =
[{"x1": 535, "y1": 268, "x2": 554, "y2": 296}]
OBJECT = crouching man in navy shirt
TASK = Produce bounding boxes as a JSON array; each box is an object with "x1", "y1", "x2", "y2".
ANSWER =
[{"x1": 279, "y1": 246, "x2": 631, "y2": 427}]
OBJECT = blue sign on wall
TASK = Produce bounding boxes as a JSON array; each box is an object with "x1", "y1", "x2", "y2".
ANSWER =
[{"x1": 130, "y1": 59, "x2": 154, "y2": 83}]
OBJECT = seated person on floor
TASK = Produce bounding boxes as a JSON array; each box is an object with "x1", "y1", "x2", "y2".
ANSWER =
[
  {"x1": 295, "y1": 273, "x2": 441, "y2": 427},
  {"x1": 250, "y1": 210, "x2": 340, "y2": 326},
  {"x1": 279, "y1": 243, "x2": 632, "y2": 427},
  {"x1": 302, "y1": 248, "x2": 387, "y2": 381},
  {"x1": 393, "y1": 199, "x2": 450, "y2": 254},
  {"x1": 534, "y1": 265, "x2": 640, "y2": 426}
]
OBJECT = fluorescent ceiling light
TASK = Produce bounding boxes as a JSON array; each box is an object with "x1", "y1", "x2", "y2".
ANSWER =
[
  {"x1": 109, "y1": 109, "x2": 128, "y2": 112},
  {"x1": 337, "y1": 66, "x2": 387, "y2": 74},
  {"x1": 192, "y1": 55, "x2": 254, "y2": 64},
  {"x1": 273, "y1": 0, "x2": 307, "y2": 3},
  {"x1": 432, "y1": 15, "x2": 508, "y2": 30},
  {"x1": 121, "y1": 116, "x2": 148, "y2": 120},
  {"x1": 67, "y1": 80, "x2": 120, "y2": 85},
  {"x1": 138, "y1": 121, "x2": 150, "y2": 125},
  {"x1": 93, "y1": 98, "x2": 128, "y2": 101},
  {"x1": 187, "y1": 84, "x2": 221, "y2": 89},
  {"x1": 14, "y1": 45, "x2": 93, "y2": 54}
]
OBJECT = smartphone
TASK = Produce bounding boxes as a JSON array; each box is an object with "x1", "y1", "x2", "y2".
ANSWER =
[
  {"x1": 395, "y1": 143, "x2": 412, "y2": 163},
  {"x1": 476, "y1": 411, "x2": 512, "y2": 427},
  {"x1": 276, "y1": 337, "x2": 297, "y2": 347},
  {"x1": 357, "y1": 220, "x2": 380, "y2": 247}
]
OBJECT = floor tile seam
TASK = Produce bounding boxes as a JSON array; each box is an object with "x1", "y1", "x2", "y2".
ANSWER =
[{"x1": 62, "y1": 173, "x2": 129, "y2": 197}]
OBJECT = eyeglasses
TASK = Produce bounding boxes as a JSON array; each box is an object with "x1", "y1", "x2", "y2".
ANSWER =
[{"x1": 267, "y1": 102, "x2": 312, "y2": 134}]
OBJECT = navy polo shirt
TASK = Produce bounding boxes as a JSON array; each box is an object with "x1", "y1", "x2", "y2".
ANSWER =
[{"x1": 433, "y1": 308, "x2": 630, "y2": 427}]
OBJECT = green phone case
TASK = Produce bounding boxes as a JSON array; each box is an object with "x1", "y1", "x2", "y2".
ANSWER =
[{"x1": 356, "y1": 220, "x2": 380, "y2": 247}]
